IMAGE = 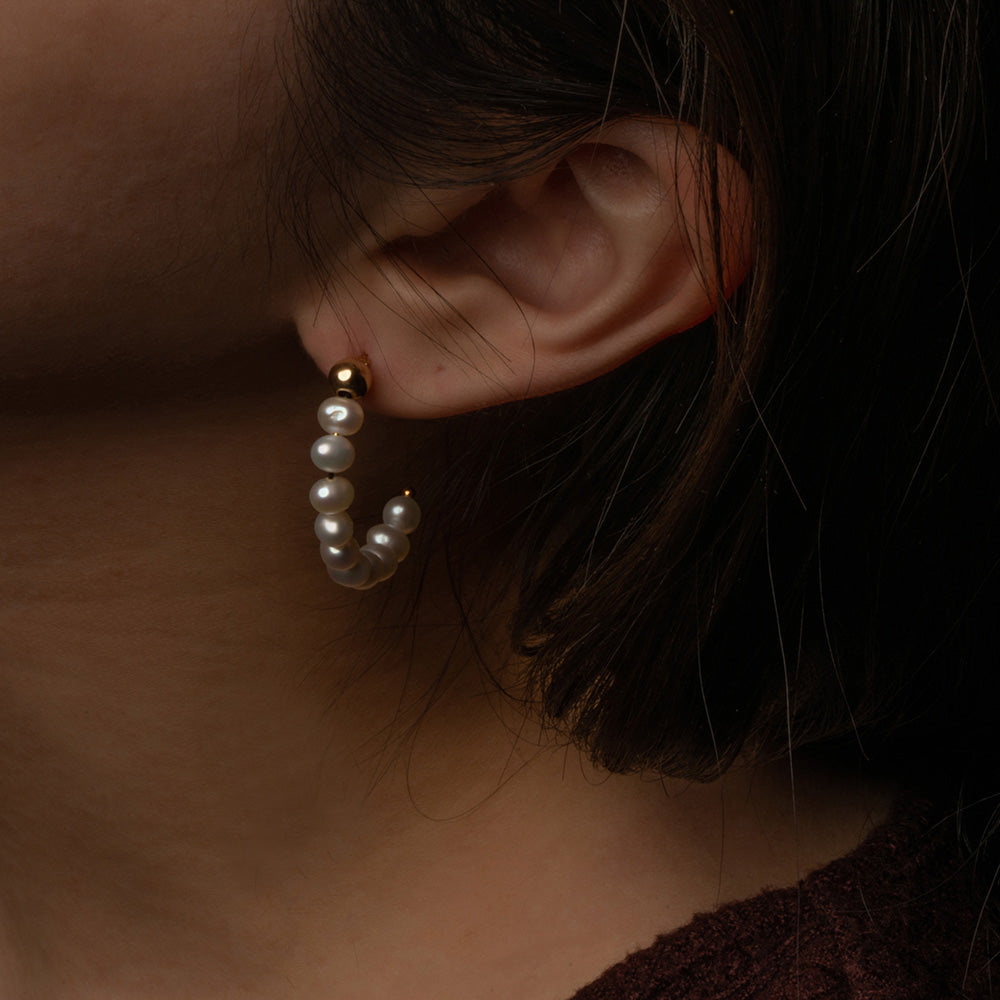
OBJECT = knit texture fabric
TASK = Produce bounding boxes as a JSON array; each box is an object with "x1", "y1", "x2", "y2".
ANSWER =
[{"x1": 571, "y1": 801, "x2": 993, "y2": 999}]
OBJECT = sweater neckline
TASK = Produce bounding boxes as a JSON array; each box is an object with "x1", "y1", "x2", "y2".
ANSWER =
[{"x1": 566, "y1": 797, "x2": 977, "y2": 999}]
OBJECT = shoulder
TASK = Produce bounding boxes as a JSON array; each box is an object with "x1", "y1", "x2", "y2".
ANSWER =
[{"x1": 571, "y1": 799, "x2": 992, "y2": 1000}]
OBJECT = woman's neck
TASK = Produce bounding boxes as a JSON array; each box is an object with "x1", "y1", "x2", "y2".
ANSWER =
[{"x1": 0, "y1": 338, "x2": 895, "y2": 999}]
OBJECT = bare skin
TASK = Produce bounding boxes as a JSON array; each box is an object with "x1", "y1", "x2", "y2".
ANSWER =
[
  {"x1": 0, "y1": 3, "x2": 895, "y2": 996},
  {"x1": 0, "y1": 339, "x2": 894, "y2": 1000}
]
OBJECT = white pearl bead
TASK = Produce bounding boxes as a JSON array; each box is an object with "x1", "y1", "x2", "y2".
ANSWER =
[
  {"x1": 328, "y1": 558, "x2": 372, "y2": 588},
  {"x1": 383, "y1": 495, "x2": 421, "y2": 534},
  {"x1": 320, "y1": 538, "x2": 360, "y2": 570},
  {"x1": 361, "y1": 542, "x2": 398, "y2": 582},
  {"x1": 310, "y1": 476, "x2": 355, "y2": 514},
  {"x1": 367, "y1": 524, "x2": 410, "y2": 562},
  {"x1": 317, "y1": 397, "x2": 364, "y2": 436},
  {"x1": 314, "y1": 512, "x2": 353, "y2": 547},
  {"x1": 311, "y1": 434, "x2": 355, "y2": 473},
  {"x1": 311, "y1": 371, "x2": 422, "y2": 590}
]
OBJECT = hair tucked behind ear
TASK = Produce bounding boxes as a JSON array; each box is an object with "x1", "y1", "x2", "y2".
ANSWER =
[{"x1": 286, "y1": 0, "x2": 1000, "y2": 808}]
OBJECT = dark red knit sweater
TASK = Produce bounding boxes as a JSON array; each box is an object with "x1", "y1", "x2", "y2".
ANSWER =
[{"x1": 571, "y1": 802, "x2": 993, "y2": 999}]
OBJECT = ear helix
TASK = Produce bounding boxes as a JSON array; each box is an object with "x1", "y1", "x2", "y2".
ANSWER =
[{"x1": 309, "y1": 357, "x2": 421, "y2": 589}]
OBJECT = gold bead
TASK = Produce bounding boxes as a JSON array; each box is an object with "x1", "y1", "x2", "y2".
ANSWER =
[{"x1": 329, "y1": 357, "x2": 372, "y2": 399}]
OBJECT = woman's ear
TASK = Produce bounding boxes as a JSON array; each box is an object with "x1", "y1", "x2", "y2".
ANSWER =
[{"x1": 294, "y1": 118, "x2": 752, "y2": 417}]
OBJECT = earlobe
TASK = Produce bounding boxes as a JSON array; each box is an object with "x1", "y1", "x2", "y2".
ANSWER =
[{"x1": 295, "y1": 118, "x2": 752, "y2": 418}]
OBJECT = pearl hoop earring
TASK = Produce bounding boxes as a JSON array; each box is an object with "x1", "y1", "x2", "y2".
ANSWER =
[{"x1": 308, "y1": 358, "x2": 421, "y2": 589}]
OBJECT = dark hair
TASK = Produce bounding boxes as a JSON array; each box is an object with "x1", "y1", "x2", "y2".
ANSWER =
[{"x1": 287, "y1": 0, "x2": 1000, "y2": 804}]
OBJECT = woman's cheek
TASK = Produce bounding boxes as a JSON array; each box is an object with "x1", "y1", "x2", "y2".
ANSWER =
[{"x1": 0, "y1": 0, "x2": 290, "y2": 374}]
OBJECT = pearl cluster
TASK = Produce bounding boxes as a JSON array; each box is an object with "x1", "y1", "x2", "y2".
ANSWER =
[{"x1": 309, "y1": 359, "x2": 421, "y2": 589}]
